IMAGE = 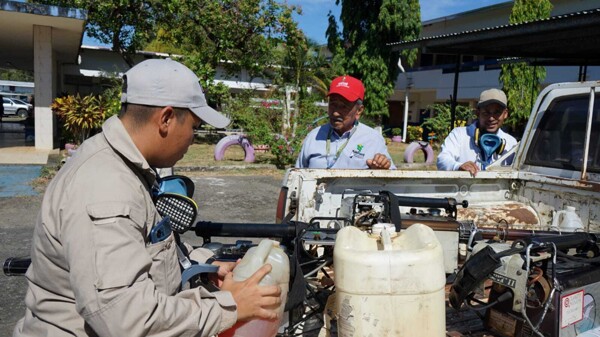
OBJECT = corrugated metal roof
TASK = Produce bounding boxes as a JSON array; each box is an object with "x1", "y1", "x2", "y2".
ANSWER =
[{"x1": 390, "y1": 9, "x2": 600, "y2": 65}]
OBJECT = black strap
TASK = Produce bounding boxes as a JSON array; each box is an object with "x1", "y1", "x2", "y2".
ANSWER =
[{"x1": 379, "y1": 191, "x2": 402, "y2": 232}]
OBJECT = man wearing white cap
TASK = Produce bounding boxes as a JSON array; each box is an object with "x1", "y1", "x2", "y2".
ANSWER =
[
  {"x1": 437, "y1": 88, "x2": 517, "y2": 175},
  {"x1": 14, "y1": 59, "x2": 281, "y2": 337},
  {"x1": 295, "y1": 75, "x2": 395, "y2": 169}
]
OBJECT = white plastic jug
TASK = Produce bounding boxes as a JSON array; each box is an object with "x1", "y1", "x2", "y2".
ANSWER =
[
  {"x1": 219, "y1": 239, "x2": 290, "y2": 337},
  {"x1": 334, "y1": 223, "x2": 446, "y2": 337},
  {"x1": 551, "y1": 206, "x2": 584, "y2": 232}
]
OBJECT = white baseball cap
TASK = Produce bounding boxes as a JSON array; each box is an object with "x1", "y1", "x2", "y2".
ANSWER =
[
  {"x1": 121, "y1": 58, "x2": 230, "y2": 128},
  {"x1": 477, "y1": 88, "x2": 507, "y2": 109}
]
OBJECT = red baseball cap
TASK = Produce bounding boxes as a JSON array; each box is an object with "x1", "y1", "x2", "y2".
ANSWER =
[{"x1": 328, "y1": 75, "x2": 364, "y2": 102}]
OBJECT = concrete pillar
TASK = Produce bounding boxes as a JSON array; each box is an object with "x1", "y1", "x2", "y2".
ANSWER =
[{"x1": 33, "y1": 25, "x2": 55, "y2": 150}]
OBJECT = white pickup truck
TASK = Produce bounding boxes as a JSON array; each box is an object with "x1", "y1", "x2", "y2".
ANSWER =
[{"x1": 277, "y1": 80, "x2": 600, "y2": 273}]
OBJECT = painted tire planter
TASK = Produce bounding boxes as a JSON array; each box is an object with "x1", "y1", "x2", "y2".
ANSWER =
[
  {"x1": 403, "y1": 141, "x2": 435, "y2": 164},
  {"x1": 214, "y1": 134, "x2": 256, "y2": 162}
]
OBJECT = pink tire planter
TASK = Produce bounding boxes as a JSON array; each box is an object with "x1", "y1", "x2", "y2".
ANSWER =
[
  {"x1": 403, "y1": 141, "x2": 435, "y2": 164},
  {"x1": 391, "y1": 135, "x2": 403, "y2": 142},
  {"x1": 214, "y1": 135, "x2": 256, "y2": 162}
]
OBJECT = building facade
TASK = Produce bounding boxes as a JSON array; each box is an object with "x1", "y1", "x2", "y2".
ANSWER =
[{"x1": 389, "y1": 0, "x2": 600, "y2": 130}]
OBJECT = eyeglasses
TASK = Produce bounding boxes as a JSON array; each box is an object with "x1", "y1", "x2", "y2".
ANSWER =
[{"x1": 479, "y1": 109, "x2": 505, "y2": 118}]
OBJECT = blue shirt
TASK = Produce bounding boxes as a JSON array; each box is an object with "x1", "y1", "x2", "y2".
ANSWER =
[
  {"x1": 437, "y1": 123, "x2": 518, "y2": 171},
  {"x1": 295, "y1": 123, "x2": 396, "y2": 169}
]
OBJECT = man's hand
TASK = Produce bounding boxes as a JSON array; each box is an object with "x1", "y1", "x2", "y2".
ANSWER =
[
  {"x1": 459, "y1": 161, "x2": 479, "y2": 176},
  {"x1": 212, "y1": 259, "x2": 240, "y2": 279},
  {"x1": 366, "y1": 153, "x2": 391, "y2": 169},
  {"x1": 220, "y1": 264, "x2": 282, "y2": 322}
]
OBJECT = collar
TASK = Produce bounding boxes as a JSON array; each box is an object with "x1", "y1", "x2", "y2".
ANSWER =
[
  {"x1": 328, "y1": 122, "x2": 359, "y2": 139},
  {"x1": 102, "y1": 116, "x2": 157, "y2": 183},
  {"x1": 467, "y1": 121, "x2": 503, "y2": 138}
]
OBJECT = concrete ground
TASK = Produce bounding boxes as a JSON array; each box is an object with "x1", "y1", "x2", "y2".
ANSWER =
[
  {"x1": 0, "y1": 171, "x2": 282, "y2": 336},
  {"x1": 0, "y1": 118, "x2": 56, "y2": 165}
]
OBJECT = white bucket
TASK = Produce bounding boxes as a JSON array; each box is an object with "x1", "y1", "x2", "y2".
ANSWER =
[
  {"x1": 334, "y1": 224, "x2": 446, "y2": 337},
  {"x1": 219, "y1": 239, "x2": 290, "y2": 337}
]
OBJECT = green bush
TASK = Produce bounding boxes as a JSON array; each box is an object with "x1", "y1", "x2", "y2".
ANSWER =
[
  {"x1": 264, "y1": 97, "x2": 324, "y2": 169},
  {"x1": 420, "y1": 103, "x2": 473, "y2": 145},
  {"x1": 223, "y1": 91, "x2": 325, "y2": 169},
  {"x1": 391, "y1": 128, "x2": 402, "y2": 136},
  {"x1": 407, "y1": 125, "x2": 423, "y2": 142},
  {"x1": 51, "y1": 80, "x2": 121, "y2": 145},
  {"x1": 271, "y1": 98, "x2": 324, "y2": 168},
  {"x1": 225, "y1": 92, "x2": 279, "y2": 145},
  {"x1": 270, "y1": 136, "x2": 296, "y2": 168},
  {"x1": 52, "y1": 94, "x2": 106, "y2": 144}
]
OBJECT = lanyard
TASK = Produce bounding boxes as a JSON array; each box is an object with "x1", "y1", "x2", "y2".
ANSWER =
[{"x1": 325, "y1": 125, "x2": 357, "y2": 169}]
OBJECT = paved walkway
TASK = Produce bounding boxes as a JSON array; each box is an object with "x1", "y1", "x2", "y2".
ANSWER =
[
  {"x1": 0, "y1": 146, "x2": 54, "y2": 164},
  {"x1": 0, "y1": 120, "x2": 56, "y2": 165},
  {"x1": 0, "y1": 120, "x2": 56, "y2": 197},
  {"x1": 0, "y1": 164, "x2": 42, "y2": 197}
]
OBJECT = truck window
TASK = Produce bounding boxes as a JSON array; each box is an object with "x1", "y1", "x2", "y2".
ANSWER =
[{"x1": 525, "y1": 93, "x2": 600, "y2": 173}]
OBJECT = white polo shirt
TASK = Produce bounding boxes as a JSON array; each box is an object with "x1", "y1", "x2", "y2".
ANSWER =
[
  {"x1": 437, "y1": 123, "x2": 518, "y2": 171},
  {"x1": 295, "y1": 122, "x2": 395, "y2": 169}
]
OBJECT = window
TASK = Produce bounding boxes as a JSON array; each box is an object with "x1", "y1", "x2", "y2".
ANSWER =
[
  {"x1": 436, "y1": 54, "x2": 458, "y2": 66},
  {"x1": 419, "y1": 53, "x2": 434, "y2": 67},
  {"x1": 525, "y1": 93, "x2": 600, "y2": 173},
  {"x1": 483, "y1": 56, "x2": 502, "y2": 70}
]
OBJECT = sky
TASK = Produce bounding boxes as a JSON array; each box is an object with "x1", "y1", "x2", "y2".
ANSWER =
[
  {"x1": 83, "y1": 0, "x2": 510, "y2": 47},
  {"x1": 289, "y1": 0, "x2": 509, "y2": 44}
]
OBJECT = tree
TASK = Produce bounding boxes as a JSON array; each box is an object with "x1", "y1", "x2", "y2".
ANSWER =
[
  {"x1": 421, "y1": 103, "x2": 473, "y2": 145},
  {"x1": 500, "y1": 0, "x2": 552, "y2": 135},
  {"x1": 143, "y1": 28, "x2": 185, "y2": 55},
  {"x1": 326, "y1": 0, "x2": 420, "y2": 119},
  {"x1": 159, "y1": 1, "x2": 302, "y2": 89},
  {"x1": 274, "y1": 36, "x2": 334, "y2": 136},
  {"x1": 0, "y1": 68, "x2": 34, "y2": 82},
  {"x1": 35, "y1": 0, "x2": 171, "y2": 67}
]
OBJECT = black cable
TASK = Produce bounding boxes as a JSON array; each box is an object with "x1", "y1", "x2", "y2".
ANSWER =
[
  {"x1": 556, "y1": 250, "x2": 600, "y2": 264},
  {"x1": 464, "y1": 291, "x2": 513, "y2": 311}
]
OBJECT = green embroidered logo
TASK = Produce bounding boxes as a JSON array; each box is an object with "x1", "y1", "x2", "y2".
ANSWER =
[{"x1": 356, "y1": 144, "x2": 364, "y2": 152}]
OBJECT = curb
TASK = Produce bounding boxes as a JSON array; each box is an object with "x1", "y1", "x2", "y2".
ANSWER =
[{"x1": 175, "y1": 164, "x2": 278, "y2": 172}]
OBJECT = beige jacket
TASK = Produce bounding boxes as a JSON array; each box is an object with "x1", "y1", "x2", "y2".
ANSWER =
[{"x1": 13, "y1": 116, "x2": 237, "y2": 337}]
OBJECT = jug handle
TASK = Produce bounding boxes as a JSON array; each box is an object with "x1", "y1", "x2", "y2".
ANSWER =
[
  {"x1": 551, "y1": 210, "x2": 566, "y2": 231},
  {"x1": 381, "y1": 229, "x2": 394, "y2": 251},
  {"x1": 254, "y1": 239, "x2": 277, "y2": 263}
]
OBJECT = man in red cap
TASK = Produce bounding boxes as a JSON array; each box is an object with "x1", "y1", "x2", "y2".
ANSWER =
[{"x1": 295, "y1": 75, "x2": 395, "y2": 169}]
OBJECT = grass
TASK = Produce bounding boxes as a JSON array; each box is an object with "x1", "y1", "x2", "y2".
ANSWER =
[
  {"x1": 178, "y1": 143, "x2": 275, "y2": 167},
  {"x1": 25, "y1": 136, "x2": 440, "y2": 200},
  {"x1": 30, "y1": 153, "x2": 64, "y2": 191},
  {"x1": 177, "y1": 138, "x2": 439, "y2": 173},
  {"x1": 32, "y1": 137, "x2": 440, "y2": 187},
  {"x1": 388, "y1": 141, "x2": 422, "y2": 164}
]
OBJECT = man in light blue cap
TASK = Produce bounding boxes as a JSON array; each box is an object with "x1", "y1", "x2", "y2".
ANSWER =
[
  {"x1": 437, "y1": 88, "x2": 517, "y2": 176},
  {"x1": 295, "y1": 75, "x2": 395, "y2": 169},
  {"x1": 14, "y1": 58, "x2": 282, "y2": 337}
]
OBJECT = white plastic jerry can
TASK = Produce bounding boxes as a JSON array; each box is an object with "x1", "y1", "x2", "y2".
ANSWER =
[
  {"x1": 334, "y1": 223, "x2": 446, "y2": 337},
  {"x1": 219, "y1": 239, "x2": 290, "y2": 337},
  {"x1": 551, "y1": 206, "x2": 584, "y2": 232}
]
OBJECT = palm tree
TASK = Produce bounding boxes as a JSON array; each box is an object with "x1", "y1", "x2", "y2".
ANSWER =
[{"x1": 280, "y1": 37, "x2": 333, "y2": 137}]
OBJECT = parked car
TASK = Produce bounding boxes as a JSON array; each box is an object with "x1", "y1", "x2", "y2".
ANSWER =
[{"x1": 2, "y1": 97, "x2": 30, "y2": 118}]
